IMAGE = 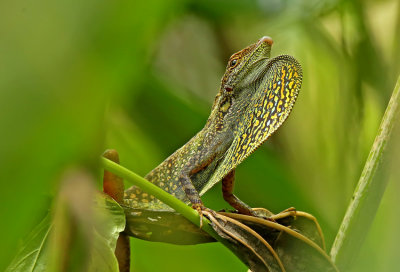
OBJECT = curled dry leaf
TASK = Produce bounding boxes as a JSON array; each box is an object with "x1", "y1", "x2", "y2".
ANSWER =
[
  {"x1": 209, "y1": 210, "x2": 338, "y2": 272},
  {"x1": 123, "y1": 207, "x2": 338, "y2": 272}
]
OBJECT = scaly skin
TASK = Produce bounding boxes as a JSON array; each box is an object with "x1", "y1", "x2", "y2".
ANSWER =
[{"x1": 124, "y1": 36, "x2": 302, "y2": 214}]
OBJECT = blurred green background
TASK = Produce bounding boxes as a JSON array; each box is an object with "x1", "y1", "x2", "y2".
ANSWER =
[{"x1": 1, "y1": 0, "x2": 399, "y2": 271}]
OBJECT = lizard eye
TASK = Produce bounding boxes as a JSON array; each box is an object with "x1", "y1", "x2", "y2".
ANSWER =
[{"x1": 230, "y1": 59, "x2": 238, "y2": 67}]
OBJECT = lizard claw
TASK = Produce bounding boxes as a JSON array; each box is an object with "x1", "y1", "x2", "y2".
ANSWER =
[
  {"x1": 193, "y1": 204, "x2": 204, "y2": 228},
  {"x1": 192, "y1": 204, "x2": 215, "y2": 228}
]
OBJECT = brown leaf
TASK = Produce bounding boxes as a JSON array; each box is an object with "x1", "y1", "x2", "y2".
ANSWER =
[{"x1": 123, "y1": 207, "x2": 339, "y2": 272}]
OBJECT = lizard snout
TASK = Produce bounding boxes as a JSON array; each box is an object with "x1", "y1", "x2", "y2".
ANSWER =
[{"x1": 258, "y1": 36, "x2": 273, "y2": 46}]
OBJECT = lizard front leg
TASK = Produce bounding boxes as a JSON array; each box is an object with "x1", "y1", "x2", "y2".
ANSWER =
[
  {"x1": 222, "y1": 169, "x2": 255, "y2": 216},
  {"x1": 179, "y1": 174, "x2": 211, "y2": 227},
  {"x1": 179, "y1": 174, "x2": 203, "y2": 209},
  {"x1": 179, "y1": 154, "x2": 217, "y2": 227}
]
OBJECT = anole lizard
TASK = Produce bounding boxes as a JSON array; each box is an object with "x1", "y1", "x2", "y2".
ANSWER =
[{"x1": 124, "y1": 36, "x2": 302, "y2": 217}]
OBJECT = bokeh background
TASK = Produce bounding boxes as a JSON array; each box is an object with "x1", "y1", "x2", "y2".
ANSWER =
[{"x1": 1, "y1": 0, "x2": 399, "y2": 271}]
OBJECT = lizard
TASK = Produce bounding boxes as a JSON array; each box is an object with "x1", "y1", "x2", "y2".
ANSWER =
[{"x1": 124, "y1": 36, "x2": 302, "y2": 218}]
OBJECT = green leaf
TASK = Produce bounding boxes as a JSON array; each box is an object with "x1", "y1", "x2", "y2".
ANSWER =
[
  {"x1": 124, "y1": 208, "x2": 215, "y2": 245},
  {"x1": 92, "y1": 193, "x2": 126, "y2": 252},
  {"x1": 6, "y1": 193, "x2": 125, "y2": 272},
  {"x1": 88, "y1": 230, "x2": 119, "y2": 272},
  {"x1": 5, "y1": 215, "x2": 52, "y2": 272},
  {"x1": 86, "y1": 193, "x2": 127, "y2": 272}
]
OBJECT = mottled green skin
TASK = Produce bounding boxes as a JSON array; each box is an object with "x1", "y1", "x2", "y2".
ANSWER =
[{"x1": 124, "y1": 37, "x2": 302, "y2": 211}]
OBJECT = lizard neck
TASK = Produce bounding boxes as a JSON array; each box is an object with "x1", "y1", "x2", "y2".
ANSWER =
[{"x1": 202, "y1": 91, "x2": 236, "y2": 152}]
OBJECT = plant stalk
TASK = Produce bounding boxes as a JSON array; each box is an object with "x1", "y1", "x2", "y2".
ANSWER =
[
  {"x1": 100, "y1": 157, "x2": 223, "y2": 243},
  {"x1": 330, "y1": 75, "x2": 400, "y2": 269}
]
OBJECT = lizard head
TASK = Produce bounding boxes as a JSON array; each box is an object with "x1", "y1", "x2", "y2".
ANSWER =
[
  {"x1": 221, "y1": 36, "x2": 273, "y2": 89},
  {"x1": 208, "y1": 36, "x2": 275, "y2": 132}
]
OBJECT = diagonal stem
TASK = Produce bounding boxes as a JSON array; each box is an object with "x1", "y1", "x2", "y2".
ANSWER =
[
  {"x1": 100, "y1": 157, "x2": 222, "y2": 242},
  {"x1": 330, "y1": 75, "x2": 400, "y2": 270}
]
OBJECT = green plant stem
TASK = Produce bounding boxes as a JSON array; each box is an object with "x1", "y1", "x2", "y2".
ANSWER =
[
  {"x1": 100, "y1": 157, "x2": 222, "y2": 243},
  {"x1": 330, "y1": 75, "x2": 400, "y2": 269}
]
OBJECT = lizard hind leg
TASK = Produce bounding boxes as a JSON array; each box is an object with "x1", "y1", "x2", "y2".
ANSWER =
[{"x1": 222, "y1": 170, "x2": 255, "y2": 216}]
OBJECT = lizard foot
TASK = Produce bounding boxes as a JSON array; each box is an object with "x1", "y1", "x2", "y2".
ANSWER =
[
  {"x1": 280, "y1": 207, "x2": 297, "y2": 217},
  {"x1": 249, "y1": 207, "x2": 279, "y2": 222},
  {"x1": 192, "y1": 204, "x2": 215, "y2": 228}
]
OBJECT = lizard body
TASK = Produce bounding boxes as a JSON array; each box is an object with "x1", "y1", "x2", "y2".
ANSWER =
[{"x1": 124, "y1": 36, "x2": 302, "y2": 214}]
